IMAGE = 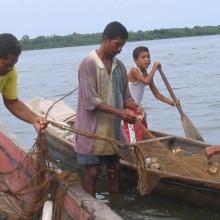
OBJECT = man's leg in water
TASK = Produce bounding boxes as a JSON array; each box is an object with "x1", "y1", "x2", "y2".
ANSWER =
[
  {"x1": 106, "y1": 159, "x2": 120, "y2": 193},
  {"x1": 83, "y1": 164, "x2": 100, "y2": 197}
]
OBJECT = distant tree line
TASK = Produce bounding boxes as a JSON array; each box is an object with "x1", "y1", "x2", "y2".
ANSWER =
[{"x1": 20, "y1": 25, "x2": 220, "y2": 50}]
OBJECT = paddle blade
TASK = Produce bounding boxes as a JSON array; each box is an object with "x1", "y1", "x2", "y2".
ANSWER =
[{"x1": 181, "y1": 112, "x2": 204, "y2": 142}]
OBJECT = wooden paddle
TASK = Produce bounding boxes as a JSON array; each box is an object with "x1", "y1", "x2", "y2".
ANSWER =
[{"x1": 158, "y1": 68, "x2": 204, "y2": 142}]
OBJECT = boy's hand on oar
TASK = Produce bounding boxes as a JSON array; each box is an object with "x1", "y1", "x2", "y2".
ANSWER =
[
  {"x1": 153, "y1": 62, "x2": 161, "y2": 70},
  {"x1": 170, "y1": 99, "x2": 181, "y2": 107},
  {"x1": 175, "y1": 99, "x2": 181, "y2": 107}
]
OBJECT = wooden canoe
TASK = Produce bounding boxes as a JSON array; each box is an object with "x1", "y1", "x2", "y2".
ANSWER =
[
  {"x1": 0, "y1": 124, "x2": 122, "y2": 220},
  {"x1": 27, "y1": 97, "x2": 220, "y2": 211}
]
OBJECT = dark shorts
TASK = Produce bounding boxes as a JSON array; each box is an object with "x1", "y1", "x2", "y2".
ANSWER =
[{"x1": 77, "y1": 153, "x2": 118, "y2": 165}]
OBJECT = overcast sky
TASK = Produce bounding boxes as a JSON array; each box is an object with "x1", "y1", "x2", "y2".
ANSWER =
[{"x1": 1, "y1": 0, "x2": 220, "y2": 40}]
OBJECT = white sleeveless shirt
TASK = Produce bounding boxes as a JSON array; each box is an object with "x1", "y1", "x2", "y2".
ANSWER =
[{"x1": 129, "y1": 66, "x2": 145, "y2": 104}]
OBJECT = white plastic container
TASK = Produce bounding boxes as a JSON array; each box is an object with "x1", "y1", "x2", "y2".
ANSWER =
[{"x1": 42, "y1": 200, "x2": 53, "y2": 220}]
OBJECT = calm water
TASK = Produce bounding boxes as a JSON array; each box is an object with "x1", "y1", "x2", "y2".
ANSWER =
[{"x1": 1, "y1": 35, "x2": 220, "y2": 219}]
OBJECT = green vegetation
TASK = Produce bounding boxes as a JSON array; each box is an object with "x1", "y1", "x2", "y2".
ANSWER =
[{"x1": 20, "y1": 25, "x2": 220, "y2": 50}]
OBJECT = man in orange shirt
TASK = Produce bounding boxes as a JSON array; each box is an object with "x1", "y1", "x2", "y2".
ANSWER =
[{"x1": 0, "y1": 33, "x2": 47, "y2": 132}]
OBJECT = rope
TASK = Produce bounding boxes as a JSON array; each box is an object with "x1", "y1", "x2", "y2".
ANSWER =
[
  {"x1": 0, "y1": 89, "x2": 80, "y2": 219},
  {"x1": 45, "y1": 87, "x2": 78, "y2": 119}
]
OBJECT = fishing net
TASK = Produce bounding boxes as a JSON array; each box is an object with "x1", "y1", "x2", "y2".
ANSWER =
[
  {"x1": 46, "y1": 119, "x2": 220, "y2": 197},
  {"x1": 0, "y1": 134, "x2": 79, "y2": 220},
  {"x1": 0, "y1": 90, "x2": 81, "y2": 220},
  {"x1": 17, "y1": 94, "x2": 220, "y2": 202},
  {"x1": 131, "y1": 122, "x2": 220, "y2": 195}
]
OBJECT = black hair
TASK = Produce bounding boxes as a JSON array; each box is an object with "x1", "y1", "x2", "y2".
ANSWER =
[
  {"x1": 133, "y1": 46, "x2": 149, "y2": 60},
  {"x1": 0, "y1": 33, "x2": 21, "y2": 58},
  {"x1": 102, "y1": 21, "x2": 128, "y2": 40}
]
